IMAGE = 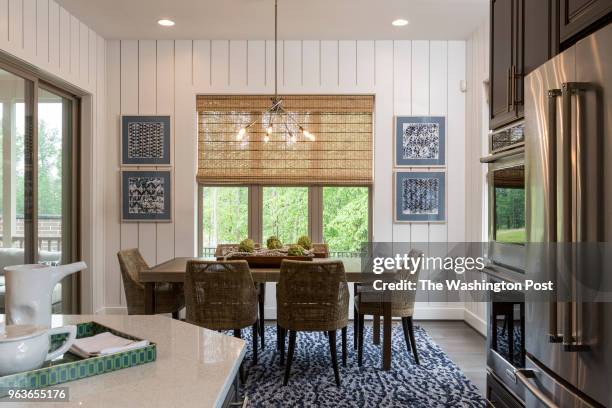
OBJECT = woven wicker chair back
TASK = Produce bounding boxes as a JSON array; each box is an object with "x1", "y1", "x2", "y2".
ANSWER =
[
  {"x1": 185, "y1": 260, "x2": 258, "y2": 330},
  {"x1": 117, "y1": 249, "x2": 147, "y2": 313},
  {"x1": 277, "y1": 260, "x2": 349, "y2": 332}
]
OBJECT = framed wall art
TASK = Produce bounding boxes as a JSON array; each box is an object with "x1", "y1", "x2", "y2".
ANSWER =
[
  {"x1": 395, "y1": 116, "x2": 446, "y2": 167},
  {"x1": 121, "y1": 170, "x2": 172, "y2": 222},
  {"x1": 394, "y1": 171, "x2": 446, "y2": 223},
  {"x1": 121, "y1": 115, "x2": 171, "y2": 166}
]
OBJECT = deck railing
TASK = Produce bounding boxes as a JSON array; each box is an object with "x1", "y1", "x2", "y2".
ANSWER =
[{"x1": 0, "y1": 236, "x2": 62, "y2": 252}]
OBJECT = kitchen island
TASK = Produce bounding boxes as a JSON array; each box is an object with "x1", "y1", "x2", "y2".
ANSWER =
[{"x1": 1, "y1": 314, "x2": 246, "y2": 408}]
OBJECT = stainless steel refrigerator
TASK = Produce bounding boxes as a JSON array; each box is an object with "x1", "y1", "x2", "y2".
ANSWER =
[{"x1": 523, "y1": 22, "x2": 612, "y2": 408}]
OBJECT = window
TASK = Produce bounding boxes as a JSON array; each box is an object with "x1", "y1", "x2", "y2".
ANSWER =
[
  {"x1": 201, "y1": 186, "x2": 248, "y2": 256},
  {"x1": 262, "y1": 187, "x2": 308, "y2": 244},
  {"x1": 199, "y1": 185, "x2": 371, "y2": 257},
  {"x1": 322, "y1": 187, "x2": 369, "y2": 254},
  {"x1": 197, "y1": 95, "x2": 373, "y2": 257}
]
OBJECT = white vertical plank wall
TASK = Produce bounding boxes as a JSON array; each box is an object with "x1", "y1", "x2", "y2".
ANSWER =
[
  {"x1": 464, "y1": 21, "x2": 490, "y2": 335},
  {"x1": 0, "y1": 0, "x2": 106, "y2": 313},
  {"x1": 103, "y1": 38, "x2": 469, "y2": 320}
]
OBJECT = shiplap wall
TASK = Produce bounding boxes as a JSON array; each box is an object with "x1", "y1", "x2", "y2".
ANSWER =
[
  {"x1": 104, "y1": 39, "x2": 468, "y2": 319},
  {"x1": 0, "y1": 0, "x2": 106, "y2": 313},
  {"x1": 464, "y1": 21, "x2": 489, "y2": 335}
]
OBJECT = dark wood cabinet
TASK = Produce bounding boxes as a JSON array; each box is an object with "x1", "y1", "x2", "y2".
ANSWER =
[
  {"x1": 490, "y1": 0, "x2": 553, "y2": 130},
  {"x1": 490, "y1": 0, "x2": 518, "y2": 129},
  {"x1": 559, "y1": 0, "x2": 612, "y2": 44}
]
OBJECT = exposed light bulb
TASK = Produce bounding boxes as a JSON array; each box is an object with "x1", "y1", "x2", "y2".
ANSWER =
[
  {"x1": 236, "y1": 128, "x2": 246, "y2": 141},
  {"x1": 264, "y1": 135, "x2": 270, "y2": 143},
  {"x1": 267, "y1": 126, "x2": 273, "y2": 135},
  {"x1": 303, "y1": 130, "x2": 315, "y2": 141},
  {"x1": 291, "y1": 134, "x2": 297, "y2": 143}
]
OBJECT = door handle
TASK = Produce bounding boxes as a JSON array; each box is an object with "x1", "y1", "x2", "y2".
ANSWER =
[
  {"x1": 507, "y1": 67, "x2": 512, "y2": 111},
  {"x1": 547, "y1": 89, "x2": 562, "y2": 343},
  {"x1": 515, "y1": 369, "x2": 560, "y2": 408},
  {"x1": 560, "y1": 82, "x2": 590, "y2": 352}
]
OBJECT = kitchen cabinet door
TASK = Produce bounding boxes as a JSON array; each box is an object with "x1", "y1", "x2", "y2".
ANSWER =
[
  {"x1": 490, "y1": 0, "x2": 518, "y2": 129},
  {"x1": 559, "y1": 0, "x2": 612, "y2": 44}
]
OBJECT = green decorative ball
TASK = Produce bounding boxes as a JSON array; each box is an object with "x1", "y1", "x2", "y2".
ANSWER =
[
  {"x1": 296, "y1": 235, "x2": 312, "y2": 250},
  {"x1": 238, "y1": 238, "x2": 255, "y2": 253},
  {"x1": 287, "y1": 245, "x2": 305, "y2": 256},
  {"x1": 266, "y1": 236, "x2": 283, "y2": 250}
]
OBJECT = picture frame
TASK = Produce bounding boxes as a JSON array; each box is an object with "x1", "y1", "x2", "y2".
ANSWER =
[
  {"x1": 394, "y1": 171, "x2": 446, "y2": 223},
  {"x1": 121, "y1": 170, "x2": 172, "y2": 222},
  {"x1": 394, "y1": 116, "x2": 446, "y2": 167},
  {"x1": 121, "y1": 115, "x2": 172, "y2": 166}
]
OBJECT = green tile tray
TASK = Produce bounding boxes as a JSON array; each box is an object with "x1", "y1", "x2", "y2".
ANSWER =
[{"x1": 0, "y1": 321, "x2": 156, "y2": 396}]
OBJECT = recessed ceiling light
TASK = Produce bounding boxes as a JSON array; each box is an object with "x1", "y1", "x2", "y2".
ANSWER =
[
  {"x1": 157, "y1": 19, "x2": 175, "y2": 27},
  {"x1": 392, "y1": 19, "x2": 409, "y2": 27}
]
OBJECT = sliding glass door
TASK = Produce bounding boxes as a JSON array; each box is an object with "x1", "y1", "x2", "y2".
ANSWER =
[
  {"x1": 38, "y1": 86, "x2": 77, "y2": 313},
  {"x1": 0, "y1": 63, "x2": 79, "y2": 314}
]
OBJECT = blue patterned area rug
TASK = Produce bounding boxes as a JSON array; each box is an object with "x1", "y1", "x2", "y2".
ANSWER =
[{"x1": 240, "y1": 324, "x2": 485, "y2": 407}]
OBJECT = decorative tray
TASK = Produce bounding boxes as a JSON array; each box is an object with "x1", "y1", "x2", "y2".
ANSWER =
[
  {"x1": 215, "y1": 243, "x2": 329, "y2": 268},
  {"x1": 0, "y1": 321, "x2": 156, "y2": 395}
]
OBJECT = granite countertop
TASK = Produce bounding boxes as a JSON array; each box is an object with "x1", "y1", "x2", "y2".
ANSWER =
[{"x1": 1, "y1": 314, "x2": 246, "y2": 408}]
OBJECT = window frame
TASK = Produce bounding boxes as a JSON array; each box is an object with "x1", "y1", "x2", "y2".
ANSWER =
[{"x1": 197, "y1": 185, "x2": 373, "y2": 257}]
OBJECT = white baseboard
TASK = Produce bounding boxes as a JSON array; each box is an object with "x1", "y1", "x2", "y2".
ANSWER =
[
  {"x1": 464, "y1": 307, "x2": 487, "y2": 336},
  {"x1": 95, "y1": 305, "x2": 487, "y2": 336},
  {"x1": 262, "y1": 305, "x2": 466, "y2": 321}
]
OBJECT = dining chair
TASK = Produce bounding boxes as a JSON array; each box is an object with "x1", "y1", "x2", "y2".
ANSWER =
[
  {"x1": 355, "y1": 249, "x2": 423, "y2": 366},
  {"x1": 184, "y1": 260, "x2": 259, "y2": 368},
  {"x1": 117, "y1": 249, "x2": 184, "y2": 317},
  {"x1": 277, "y1": 260, "x2": 349, "y2": 387}
]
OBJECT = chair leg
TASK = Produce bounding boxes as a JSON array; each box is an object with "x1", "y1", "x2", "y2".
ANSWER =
[
  {"x1": 258, "y1": 283, "x2": 265, "y2": 349},
  {"x1": 341, "y1": 326, "x2": 347, "y2": 367},
  {"x1": 353, "y1": 304, "x2": 359, "y2": 350},
  {"x1": 407, "y1": 316, "x2": 420, "y2": 365},
  {"x1": 357, "y1": 313, "x2": 365, "y2": 367},
  {"x1": 401, "y1": 317, "x2": 412, "y2": 353},
  {"x1": 252, "y1": 320, "x2": 258, "y2": 365},
  {"x1": 328, "y1": 330, "x2": 341, "y2": 387},
  {"x1": 276, "y1": 323, "x2": 280, "y2": 350},
  {"x1": 233, "y1": 329, "x2": 241, "y2": 338},
  {"x1": 172, "y1": 310, "x2": 179, "y2": 319},
  {"x1": 279, "y1": 326, "x2": 286, "y2": 366},
  {"x1": 283, "y1": 330, "x2": 297, "y2": 386}
]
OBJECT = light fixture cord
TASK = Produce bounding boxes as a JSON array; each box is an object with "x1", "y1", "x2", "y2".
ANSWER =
[{"x1": 274, "y1": 0, "x2": 278, "y2": 98}]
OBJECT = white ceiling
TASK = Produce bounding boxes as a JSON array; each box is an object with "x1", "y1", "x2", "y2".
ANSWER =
[{"x1": 56, "y1": 0, "x2": 488, "y2": 40}]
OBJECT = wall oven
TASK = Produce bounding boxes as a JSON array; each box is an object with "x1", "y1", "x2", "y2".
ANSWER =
[
  {"x1": 481, "y1": 121, "x2": 527, "y2": 406},
  {"x1": 482, "y1": 122, "x2": 526, "y2": 273}
]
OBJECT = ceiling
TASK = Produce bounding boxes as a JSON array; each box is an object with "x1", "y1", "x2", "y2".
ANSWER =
[{"x1": 56, "y1": 0, "x2": 488, "y2": 40}]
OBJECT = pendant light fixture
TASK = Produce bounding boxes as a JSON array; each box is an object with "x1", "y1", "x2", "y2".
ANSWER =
[{"x1": 235, "y1": 0, "x2": 315, "y2": 143}]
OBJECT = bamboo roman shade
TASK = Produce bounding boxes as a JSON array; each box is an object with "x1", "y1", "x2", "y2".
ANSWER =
[{"x1": 196, "y1": 95, "x2": 373, "y2": 185}]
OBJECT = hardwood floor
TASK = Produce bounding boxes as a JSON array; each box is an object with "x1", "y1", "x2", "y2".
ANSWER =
[{"x1": 418, "y1": 320, "x2": 487, "y2": 395}]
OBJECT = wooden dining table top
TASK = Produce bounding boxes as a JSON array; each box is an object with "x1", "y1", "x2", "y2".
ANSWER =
[{"x1": 141, "y1": 256, "x2": 367, "y2": 283}]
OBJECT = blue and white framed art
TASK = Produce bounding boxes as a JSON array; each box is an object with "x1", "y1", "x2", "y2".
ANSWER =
[
  {"x1": 121, "y1": 170, "x2": 172, "y2": 222},
  {"x1": 121, "y1": 115, "x2": 171, "y2": 166},
  {"x1": 394, "y1": 171, "x2": 446, "y2": 223},
  {"x1": 395, "y1": 116, "x2": 446, "y2": 166}
]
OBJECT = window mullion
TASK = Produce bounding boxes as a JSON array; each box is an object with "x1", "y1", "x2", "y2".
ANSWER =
[
  {"x1": 249, "y1": 185, "x2": 263, "y2": 243},
  {"x1": 309, "y1": 186, "x2": 323, "y2": 243}
]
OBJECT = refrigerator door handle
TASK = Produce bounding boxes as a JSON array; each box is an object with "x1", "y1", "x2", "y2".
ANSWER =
[
  {"x1": 515, "y1": 369, "x2": 560, "y2": 408},
  {"x1": 560, "y1": 82, "x2": 591, "y2": 352},
  {"x1": 547, "y1": 89, "x2": 562, "y2": 343}
]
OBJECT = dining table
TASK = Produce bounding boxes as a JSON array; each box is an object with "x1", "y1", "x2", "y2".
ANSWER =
[{"x1": 141, "y1": 257, "x2": 395, "y2": 371}]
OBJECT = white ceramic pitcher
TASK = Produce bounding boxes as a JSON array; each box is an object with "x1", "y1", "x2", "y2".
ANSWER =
[{"x1": 4, "y1": 262, "x2": 87, "y2": 327}]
